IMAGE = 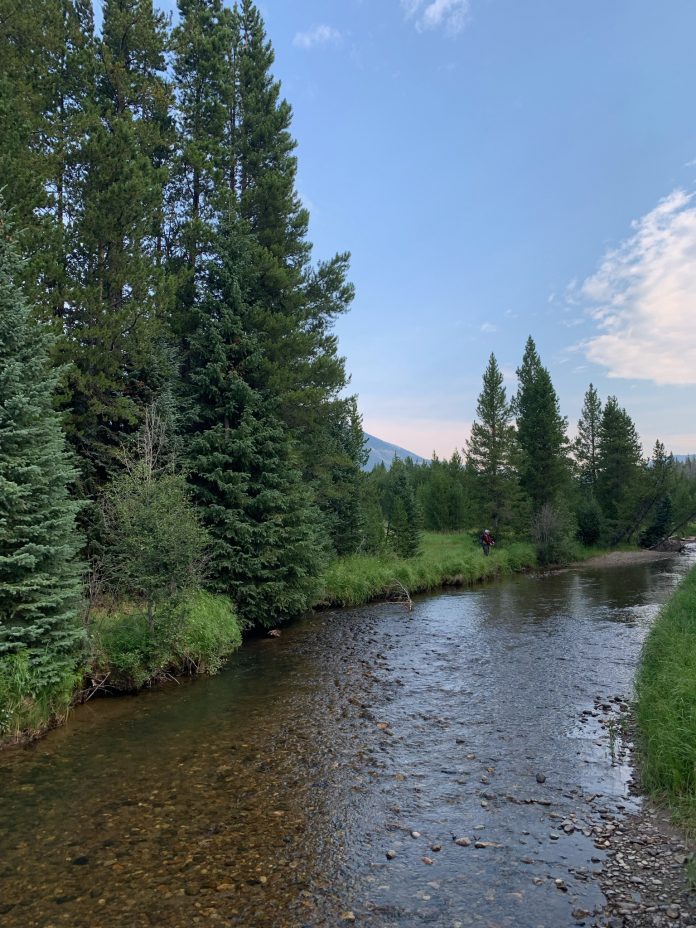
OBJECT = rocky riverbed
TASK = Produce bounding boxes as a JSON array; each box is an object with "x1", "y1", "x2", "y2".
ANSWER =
[{"x1": 1, "y1": 554, "x2": 695, "y2": 927}]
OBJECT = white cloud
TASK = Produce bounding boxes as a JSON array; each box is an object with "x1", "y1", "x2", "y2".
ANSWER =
[
  {"x1": 480, "y1": 322, "x2": 498, "y2": 333},
  {"x1": 293, "y1": 24, "x2": 341, "y2": 49},
  {"x1": 401, "y1": 0, "x2": 470, "y2": 36},
  {"x1": 579, "y1": 189, "x2": 696, "y2": 385}
]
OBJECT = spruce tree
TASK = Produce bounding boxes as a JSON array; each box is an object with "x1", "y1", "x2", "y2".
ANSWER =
[
  {"x1": 575, "y1": 383, "x2": 603, "y2": 490},
  {"x1": 467, "y1": 353, "x2": 521, "y2": 534},
  {"x1": 59, "y1": 0, "x2": 174, "y2": 492},
  {"x1": 385, "y1": 459, "x2": 422, "y2": 558},
  {"x1": 0, "y1": 0, "x2": 95, "y2": 316},
  {"x1": 513, "y1": 337, "x2": 569, "y2": 512},
  {"x1": 596, "y1": 396, "x2": 643, "y2": 538},
  {"x1": 0, "y1": 207, "x2": 83, "y2": 691},
  {"x1": 169, "y1": 0, "x2": 234, "y2": 322},
  {"x1": 184, "y1": 218, "x2": 326, "y2": 627},
  {"x1": 225, "y1": 2, "x2": 362, "y2": 550}
]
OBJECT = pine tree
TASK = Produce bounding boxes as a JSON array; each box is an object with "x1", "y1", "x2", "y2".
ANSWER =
[
  {"x1": 385, "y1": 459, "x2": 422, "y2": 558},
  {"x1": 184, "y1": 218, "x2": 326, "y2": 627},
  {"x1": 513, "y1": 337, "x2": 569, "y2": 512},
  {"x1": 0, "y1": 0, "x2": 95, "y2": 316},
  {"x1": 0, "y1": 206, "x2": 84, "y2": 694},
  {"x1": 226, "y1": 2, "x2": 362, "y2": 549},
  {"x1": 467, "y1": 353, "x2": 522, "y2": 534},
  {"x1": 575, "y1": 383, "x2": 602, "y2": 490},
  {"x1": 596, "y1": 396, "x2": 643, "y2": 538},
  {"x1": 58, "y1": 0, "x2": 174, "y2": 493},
  {"x1": 0, "y1": 0, "x2": 47, "y2": 253},
  {"x1": 168, "y1": 0, "x2": 234, "y2": 321}
]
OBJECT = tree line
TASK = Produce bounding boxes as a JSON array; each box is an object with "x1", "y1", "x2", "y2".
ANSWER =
[
  {"x1": 0, "y1": 0, "x2": 365, "y2": 712},
  {"x1": 364, "y1": 343, "x2": 696, "y2": 563}
]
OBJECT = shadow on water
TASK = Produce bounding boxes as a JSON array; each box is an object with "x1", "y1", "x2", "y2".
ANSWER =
[{"x1": 1, "y1": 552, "x2": 694, "y2": 927}]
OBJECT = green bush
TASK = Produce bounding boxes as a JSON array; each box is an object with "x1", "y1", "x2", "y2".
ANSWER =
[
  {"x1": 636, "y1": 566, "x2": 696, "y2": 831},
  {"x1": 0, "y1": 650, "x2": 80, "y2": 741},
  {"x1": 89, "y1": 591, "x2": 242, "y2": 690}
]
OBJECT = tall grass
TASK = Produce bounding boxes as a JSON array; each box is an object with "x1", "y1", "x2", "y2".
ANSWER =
[
  {"x1": 88, "y1": 591, "x2": 243, "y2": 691},
  {"x1": 635, "y1": 566, "x2": 696, "y2": 830},
  {"x1": 316, "y1": 533, "x2": 537, "y2": 608},
  {"x1": 0, "y1": 651, "x2": 79, "y2": 743}
]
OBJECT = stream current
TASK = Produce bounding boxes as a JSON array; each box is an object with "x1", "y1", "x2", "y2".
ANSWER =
[{"x1": 1, "y1": 553, "x2": 694, "y2": 928}]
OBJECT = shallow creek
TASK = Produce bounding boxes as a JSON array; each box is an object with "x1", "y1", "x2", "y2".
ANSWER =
[{"x1": 1, "y1": 553, "x2": 694, "y2": 928}]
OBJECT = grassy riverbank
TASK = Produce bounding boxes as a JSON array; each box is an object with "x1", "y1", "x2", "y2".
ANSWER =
[
  {"x1": 636, "y1": 564, "x2": 696, "y2": 832},
  {"x1": 0, "y1": 592, "x2": 243, "y2": 745},
  {"x1": 0, "y1": 532, "x2": 620, "y2": 746},
  {"x1": 315, "y1": 533, "x2": 537, "y2": 608}
]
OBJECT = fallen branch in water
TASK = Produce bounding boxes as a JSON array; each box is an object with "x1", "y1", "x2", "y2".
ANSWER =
[{"x1": 388, "y1": 579, "x2": 413, "y2": 612}]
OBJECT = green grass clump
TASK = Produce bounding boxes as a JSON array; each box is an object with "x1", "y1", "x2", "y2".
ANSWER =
[
  {"x1": 635, "y1": 566, "x2": 696, "y2": 831},
  {"x1": 0, "y1": 650, "x2": 80, "y2": 742},
  {"x1": 89, "y1": 591, "x2": 242, "y2": 691},
  {"x1": 316, "y1": 533, "x2": 537, "y2": 608}
]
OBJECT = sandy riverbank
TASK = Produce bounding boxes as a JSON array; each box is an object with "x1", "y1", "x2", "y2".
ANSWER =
[{"x1": 574, "y1": 550, "x2": 681, "y2": 569}]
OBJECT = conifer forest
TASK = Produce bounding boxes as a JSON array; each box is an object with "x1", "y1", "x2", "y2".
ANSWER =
[{"x1": 1, "y1": 0, "x2": 696, "y2": 742}]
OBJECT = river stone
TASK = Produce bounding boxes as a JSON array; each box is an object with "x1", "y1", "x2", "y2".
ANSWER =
[
  {"x1": 386, "y1": 850, "x2": 397, "y2": 860},
  {"x1": 454, "y1": 837, "x2": 471, "y2": 847},
  {"x1": 536, "y1": 773, "x2": 546, "y2": 784}
]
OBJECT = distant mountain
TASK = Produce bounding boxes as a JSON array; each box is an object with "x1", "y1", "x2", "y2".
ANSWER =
[
  {"x1": 674, "y1": 454, "x2": 696, "y2": 462},
  {"x1": 363, "y1": 433, "x2": 429, "y2": 471}
]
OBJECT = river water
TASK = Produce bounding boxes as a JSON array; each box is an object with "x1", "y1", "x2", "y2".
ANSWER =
[{"x1": 1, "y1": 553, "x2": 694, "y2": 928}]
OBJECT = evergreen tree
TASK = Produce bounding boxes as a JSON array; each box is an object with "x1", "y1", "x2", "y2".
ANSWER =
[
  {"x1": 59, "y1": 0, "x2": 174, "y2": 492},
  {"x1": 420, "y1": 453, "x2": 468, "y2": 531},
  {"x1": 0, "y1": 206, "x2": 84, "y2": 691},
  {"x1": 596, "y1": 396, "x2": 643, "y2": 539},
  {"x1": 513, "y1": 337, "x2": 569, "y2": 512},
  {"x1": 575, "y1": 383, "x2": 602, "y2": 490},
  {"x1": 184, "y1": 218, "x2": 326, "y2": 627},
  {"x1": 101, "y1": 408, "x2": 208, "y2": 630},
  {"x1": 168, "y1": 0, "x2": 234, "y2": 321},
  {"x1": 467, "y1": 353, "x2": 521, "y2": 534},
  {"x1": 639, "y1": 494, "x2": 673, "y2": 549},
  {"x1": 385, "y1": 459, "x2": 422, "y2": 558},
  {"x1": 226, "y1": 2, "x2": 362, "y2": 549},
  {"x1": 0, "y1": 0, "x2": 95, "y2": 316}
]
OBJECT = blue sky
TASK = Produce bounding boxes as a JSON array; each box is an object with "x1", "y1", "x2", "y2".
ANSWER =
[{"x1": 158, "y1": 0, "x2": 696, "y2": 458}]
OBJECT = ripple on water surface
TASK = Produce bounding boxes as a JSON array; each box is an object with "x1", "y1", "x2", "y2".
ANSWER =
[{"x1": 1, "y1": 553, "x2": 694, "y2": 928}]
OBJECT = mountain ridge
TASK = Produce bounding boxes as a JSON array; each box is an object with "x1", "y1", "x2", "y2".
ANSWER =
[{"x1": 363, "y1": 433, "x2": 429, "y2": 471}]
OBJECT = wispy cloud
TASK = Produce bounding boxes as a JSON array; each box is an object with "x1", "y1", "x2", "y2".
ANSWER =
[
  {"x1": 578, "y1": 189, "x2": 696, "y2": 385},
  {"x1": 480, "y1": 322, "x2": 498, "y2": 333},
  {"x1": 401, "y1": 0, "x2": 471, "y2": 36},
  {"x1": 293, "y1": 24, "x2": 342, "y2": 50}
]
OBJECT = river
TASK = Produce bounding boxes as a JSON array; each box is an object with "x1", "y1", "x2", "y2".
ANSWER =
[{"x1": 1, "y1": 553, "x2": 694, "y2": 928}]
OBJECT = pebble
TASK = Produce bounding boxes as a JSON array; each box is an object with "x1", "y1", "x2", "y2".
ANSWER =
[
  {"x1": 454, "y1": 837, "x2": 471, "y2": 847},
  {"x1": 386, "y1": 850, "x2": 397, "y2": 860},
  {"x1": 536, "y1": 773, "x2": 547, "y2": 784}
]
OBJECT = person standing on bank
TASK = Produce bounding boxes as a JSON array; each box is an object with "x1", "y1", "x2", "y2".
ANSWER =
[{"x1": 479, "y1": 529, "x2": 495, "y2": 556}]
